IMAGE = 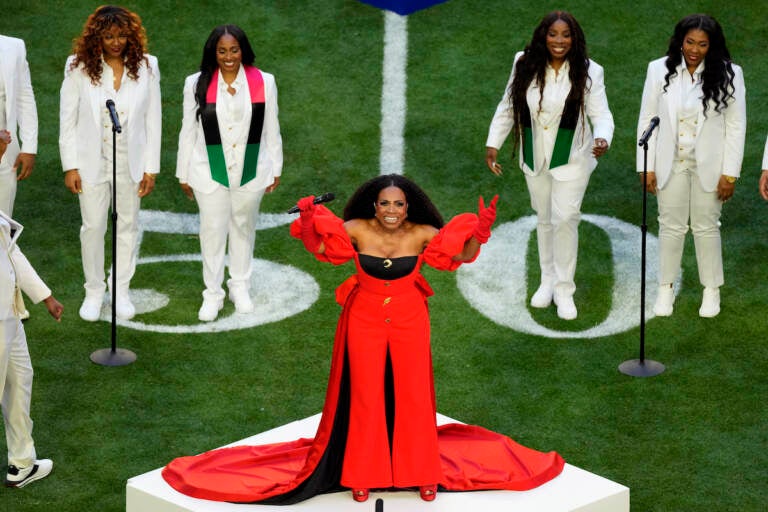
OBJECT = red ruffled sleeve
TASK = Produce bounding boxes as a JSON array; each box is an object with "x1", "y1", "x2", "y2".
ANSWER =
[
  {"x1": 423, "y1": 213, "x2": 480, "y2": 271},
  {"x1": 289, "y1": 205, "x2": 355, "y2": 265}
]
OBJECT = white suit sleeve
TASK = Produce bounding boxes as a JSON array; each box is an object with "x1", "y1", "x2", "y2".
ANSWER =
[
  {"x1": 636, "y1": 61, "x2": 662, "y2": 173},
  {"x1": 721, "y1": 64, "x2": 746, "y2": 178},
  {"x1": 144, "y1": 55, "x2": 162, "y2": 174},
  {"x1": 585, "y1": 62, "x2": 614, "y2": 145},
  {"x1": 262, "y1": 73, "x2": 283, "y2": 178},
  {"x1": 176, "y1": 74, "x2": 199, "y2": 184},
  {"x1": 485, "y1": 58, "x2": 518, "y2": 150},
  {"x1": 59, "y1": 56, "x2": 81, "y2": 172},
  {"x1": 763, "y1": 135, "x2": 768, "y2": 170},
  {"x1": 12, "y1": 245, "x2": 50, "y2": 304},
  {"x1": 15, "y1": 39, "x2": 38, "y2": 154}
]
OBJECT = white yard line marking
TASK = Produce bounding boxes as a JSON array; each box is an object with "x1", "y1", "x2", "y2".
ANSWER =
[{"x1": 380, "y1": 11, "x2": 408, "y2": 175}]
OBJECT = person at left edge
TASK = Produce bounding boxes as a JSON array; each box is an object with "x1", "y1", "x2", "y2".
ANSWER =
[
  {"x1": 760, "y1": 135, "x2": 768, "y2": 201},
  {"x1": 59, "y1": 5, "x2": 161, "y2": 322},
  {"x1": 1, "y1": 135, "x2": 64, "y2": 486},
  {"x1": 0, "y1": 34, "x2": 38, "y2": 218},
  {"x1": 176, "y1": 25, "x2": 283, "y2": 322}
]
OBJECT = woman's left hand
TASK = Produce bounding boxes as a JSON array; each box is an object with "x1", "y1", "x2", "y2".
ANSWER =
[
  {"x1": 266, "y1": 176, "x2": 280, "y2": 193},
  {"x1": 717, "y1": 174, "x2": 736, "y2": 202},
  {"x1": 592, "y1": 138, "x2": 609, "y2": 158},
  {"x1": 473, "y1": 194, "x2": 499, "y2": 244},
  {"x1": 138, "y1": 173, "x2": 156, "y2": 198}
]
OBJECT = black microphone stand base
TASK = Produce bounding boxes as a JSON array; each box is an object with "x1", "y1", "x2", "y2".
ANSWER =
[
  {"x1": 618, "y1": 358, "x2": 665, "y2": 377},
  {"x1": 90, "y1": 347, "x2": 137, "y2": 367}
]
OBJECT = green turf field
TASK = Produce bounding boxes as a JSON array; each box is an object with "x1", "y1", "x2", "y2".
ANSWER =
[{"x1": 3, "y1": 1, "x2": 767, "y2": 510}]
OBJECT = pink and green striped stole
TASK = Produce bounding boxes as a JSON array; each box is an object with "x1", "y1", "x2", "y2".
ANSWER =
[
  {"x1": 201, "y1": 66, "x2": 265, "y2": 187},
  {"x1": 521, "y1": 96, "x2": 579, "y2": 171}
]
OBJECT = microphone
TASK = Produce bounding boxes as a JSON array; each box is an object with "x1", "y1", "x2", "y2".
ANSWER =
[
  {"x1": 638, "y1": 116, "x2": 659, "y2": 146},
  {"x1": 287, "y1": 192, "x2": 335, "y2": 214},
  {"x1": 106, "y1": 99, "x2": 122, "y2": 133}
]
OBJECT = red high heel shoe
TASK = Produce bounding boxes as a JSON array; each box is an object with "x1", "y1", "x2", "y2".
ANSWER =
[
  {"x1": 419, "y1": 485, "x2": 437, "y2": 501},
  {"x1": 352, "y1": 488, "x2": 369, "y2": 502}
]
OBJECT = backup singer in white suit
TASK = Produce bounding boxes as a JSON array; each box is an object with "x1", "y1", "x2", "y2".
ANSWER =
[
  {"x1": 177, "y1": 25, "x2": 282, "y2": 322},
  {"x1": 0, "y1": 209, "x2": 63, "y2": 488},
  {"x1": 759, "y1": 136, "x2": 768, "y2": 201},
  {"x1": 637, "y1": 14, "x2": 746, "y2": 318},
  {"x1": 59, "y1": 6, "x2": 161, "y2": 322},
  {"x1": 0, "y1": 35, "x2": 38, "y2": 217},
  {"x1": 485, "y1": 11, "x2": 613, "y2": 320}
]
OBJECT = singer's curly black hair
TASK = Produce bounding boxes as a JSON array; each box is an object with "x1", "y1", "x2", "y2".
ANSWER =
[
  {"x1": 343, "y1": 174, "x2": 444, "y2": 229},
  {"x1": 663, "y1": 14, "x2": 736, "y2": 116}
]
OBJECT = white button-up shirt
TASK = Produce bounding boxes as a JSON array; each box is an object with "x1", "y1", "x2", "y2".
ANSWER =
[{"x1": 100, "y1": 61, "x2": 130, "y2": 179}]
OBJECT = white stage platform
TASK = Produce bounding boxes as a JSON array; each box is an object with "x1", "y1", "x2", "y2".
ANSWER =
[{"x1": 127, "y1": 414, "x2": 629, "y2": 512}]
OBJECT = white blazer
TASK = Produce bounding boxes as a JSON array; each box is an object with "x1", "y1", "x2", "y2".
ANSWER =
[
  {"x1": 762, "y1": 135, "x2": 768, "y2": 170},
  {"x1": 486, "y1": 51, "x2": 614, "y2": 181},
  {"x1": 0, "y1": 210, "x2": 50, "y2": 322},
  {"x1": 176, "y1": 69, "x2": 283, "y2": 194},
  {"x1": 59, "y1": 54, "x2": 161, "y2": 183},
  {"x1": 0, "y1": 35, "x2": 38, "y2": 166},
  {"x1": 636, "y1": 57, "x2": 746, "y2": 192}
]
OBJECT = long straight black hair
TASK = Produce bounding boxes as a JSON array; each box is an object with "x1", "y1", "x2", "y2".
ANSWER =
[{"x1": 194, "y1": 25, "x2": 256, "y2": 120}]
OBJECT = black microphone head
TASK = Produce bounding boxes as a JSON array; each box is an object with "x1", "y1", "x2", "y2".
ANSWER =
[
  {"x1": 319, "y1": 192, "x2": 335, "y2": 202},
  {"x1": 375, "y1": 497, "x2": 383, "y2": 512},
  {"x1": 651, "y1": 116, "x2": 660, "y2": 125},
  {"x1": 106, "y1": 99, "x2": 115, "y2": 108}
]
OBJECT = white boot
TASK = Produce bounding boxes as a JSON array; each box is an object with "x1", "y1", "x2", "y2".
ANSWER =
[
  {"x1": 653, "y1": 284, "x2": 674, "y2": 317},
  {"x1": 699, "y1": 287, "x2": 720, "y2": 318},
  {"x1": 530, "y1": 282, "x2": 554, "y2": 308}
]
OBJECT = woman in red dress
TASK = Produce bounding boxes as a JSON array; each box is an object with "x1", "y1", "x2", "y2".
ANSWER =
[{"x1": 163, "y1": 175, "x2": 564, "y2": 504}]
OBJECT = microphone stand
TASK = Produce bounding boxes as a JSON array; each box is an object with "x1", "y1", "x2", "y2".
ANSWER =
[
  {"x1": 619, "y1": 138, "x2": 664, "y2": 377},
  {"x1": 90, "y1": 109, "x2": 136, "y2": 366}
]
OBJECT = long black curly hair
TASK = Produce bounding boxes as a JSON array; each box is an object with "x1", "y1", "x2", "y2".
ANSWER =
[
  {"x1": 663, "y1": 14, "x2": 735, "y2": 116},
  {"x1": 194, "y1": 25, "x2": 256, "y2": 120},
  {"x1": 507, "y1": 11, "x2": 591, "y2": 154},
  {"x1": 343, "y1": 174, "x2": 444, "y2": 229}
]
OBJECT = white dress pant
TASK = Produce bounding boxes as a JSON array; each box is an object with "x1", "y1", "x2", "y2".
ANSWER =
[
  {"x1": 78, "y1": 171, "x2": 140, "y2": 297},
  {"x1": 657, "y1": 166, "x2": 723, "y2": 288},
  {"x1": 0, "y1": 166, "x2": 17, "y2": 217},
  {"x1": 194, "y1": 186, "x2": 264, "y2": 302},
  {"x1": 524, "y1": 171, "x2": 590, "y2": 298},
  {"x1": 0, "y1": 319, "x2": 36, "y2": 468}
]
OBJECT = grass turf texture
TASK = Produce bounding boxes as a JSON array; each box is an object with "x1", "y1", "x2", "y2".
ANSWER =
[{"x1": 3, "y1": 0, "x2": 768, "y2": 510}]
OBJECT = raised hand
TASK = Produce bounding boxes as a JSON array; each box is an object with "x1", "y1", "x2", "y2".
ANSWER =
[{"x1": 473, "y1": 194, "x2": 499, "y2": 243}]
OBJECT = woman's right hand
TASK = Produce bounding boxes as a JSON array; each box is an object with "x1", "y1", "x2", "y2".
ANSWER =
[
  {"x1": 64, "y1": 169, "x2": 82, "y2": 194},
  {"x1": 297, "y1": 196, "x2": 317, "y2": 219},
  {"x1": 180, "y1": 183, "x2": 194, "y2": 200},
  {"x1": 485, "y1": 147, "x2": 502, "y2": 175},
  {"x1": 639, "y1": 171, "x2": 657, "y2": 195}
]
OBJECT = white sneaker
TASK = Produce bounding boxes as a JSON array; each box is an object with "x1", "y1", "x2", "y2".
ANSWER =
[
  {"x1": 198, "y1": 298, "x2": 224, "y2": 322},
  {"x1": 228, "y1": 288, "x2": 254, "y2": 314},
  {"x1": 699, "y1": 287, "x2": 720, "y2": 318},
  {"x1": 5, "y1": 459, "x2": 53, "y2": 488},
  {"x1": 79, "y1": 295, "x2": 103, "y2": 322},
  {"x1": 530, "y1": 282, "x2": 554, "y2": 308},
  {"x1": 653, "y1": 284, "x2": 674, "y2": 317},
  {"x1": 554, "y1": 294, "x2": 577, "y2": 320},
  {"x1": 115, "y1": 292, "x2": 136, "y2": 320}
]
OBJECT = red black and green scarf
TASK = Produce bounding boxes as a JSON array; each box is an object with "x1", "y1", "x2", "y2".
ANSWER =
[
  {"x1": 201, "y1": 66, "x2": 265, "y2": 187},
  {"x1": 521, "y1": 95, "x2": 580, "y2": 171}
]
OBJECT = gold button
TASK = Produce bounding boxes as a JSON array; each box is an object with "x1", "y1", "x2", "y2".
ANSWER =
[
  {"x1": 384, "y1": 282, "x2": 390, "y2": 287},
  {"x1": 232, "y1": 144, "x2": 237, "y2": 148},
  {"x1": 543, "y1": 126, "x2": 548, "y2": 130},
  {"x1": 385, "y1": 318, "x2": 391, "y2": 323},
  {"x1": 383, "y1": 297, "x2": 391, "y2": 305}
]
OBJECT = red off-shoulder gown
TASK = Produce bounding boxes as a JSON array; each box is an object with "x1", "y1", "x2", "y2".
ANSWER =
[{"x1": 162, "y1": 207, "x2": 564, "y2": 503}]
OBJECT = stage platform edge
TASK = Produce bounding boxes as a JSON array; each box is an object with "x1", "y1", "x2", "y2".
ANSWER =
[{"x1": 127, "y1": 413, "x2": 629, "y2": 512}]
